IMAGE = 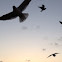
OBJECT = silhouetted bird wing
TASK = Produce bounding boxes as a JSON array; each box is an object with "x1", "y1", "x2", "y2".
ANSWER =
[
  {"x1": 59, "y1": 21, "x2": 62, "y2": 24},
  {"x1": 54, "y1": 53, "x2": 59, "y2": 54},
  {"x1": 0, "y1": 11, "x2": 17, "y2": 20},
  {"x1": 18, "y1": 0, "x2": 31, "y2": 11},
  {"x1": 38, "y1": 7, "x2": 42, "y2": 9},
  {"x1": 47, "y1": 54, "x2": 52, "y2": 58}
]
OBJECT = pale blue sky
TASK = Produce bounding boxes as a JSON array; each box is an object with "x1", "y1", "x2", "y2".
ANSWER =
[{"x1": 0, "y1": 0, "x2": 62, "y2": 62}]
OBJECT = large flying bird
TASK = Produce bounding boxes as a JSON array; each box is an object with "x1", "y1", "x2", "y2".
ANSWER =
[
  {"x1": 47, "y1": 53, "x2": 59, "y2": 58},
  {"x1": 0, "y1": 0, "x2": 31, "y2": 22},
  {"x1": 39, "y1": 4, "x2": 46, "y2": 12}
]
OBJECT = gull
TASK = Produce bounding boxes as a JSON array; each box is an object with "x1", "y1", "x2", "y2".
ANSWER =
[
  {"x1": 0, "y1": 0, "x2": 31, "y2": 22},
  {"x1": 47, "y1": 53, "x2": 59, "y2": 58},
  {"x1": 39, "y1": 4, "x2": 46, "y2": 12}
]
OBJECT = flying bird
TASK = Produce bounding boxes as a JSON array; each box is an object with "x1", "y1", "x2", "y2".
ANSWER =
[
  {"x1": 39, "y1": 4, "x2": 46, "y2": 12},
  {"x1": 59, "y1": 21, "x2": 62, "y2": 24},
  {"x1": 47, "y1": 53, "x2": 59, "y2": 58},
  {"x1": 0, "y1": 0, "x2": 31, "y2": 22},
  {"x1": 42, "y1": 48, "x2": 46, "y2": 51}
]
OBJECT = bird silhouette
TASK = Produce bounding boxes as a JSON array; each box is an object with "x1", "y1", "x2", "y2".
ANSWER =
[
  {"x1": 59, "y1": 21, "x2": 62, "y2": 24},
  {"x1": 0, "y1": 0, "x2": 31, "y2": 22},
  {"x1": 39, "y1": 4, "x2": 46, "y2": 12},
  {"x1": 47, "y1": 53, "x2": 59, "y2": 58}
]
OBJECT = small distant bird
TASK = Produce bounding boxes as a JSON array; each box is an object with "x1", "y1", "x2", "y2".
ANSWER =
[
  {"x1": 59, "y1": 21, "x2": 62, "y2": 24},
  {"x1": 0, "y1": 0, "x2": 31, "y2": 22},
  {"x1": 39, "y1": 4, "x2": 46, "y2": 12},
  {"x1": 47, "y1": 53, "x2": 59, "y2": 58},
  {"x1": 42, "y1": 48, "x2": 46, "y2": 51}
]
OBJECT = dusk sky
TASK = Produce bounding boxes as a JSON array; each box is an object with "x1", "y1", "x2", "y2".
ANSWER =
[{"x1": 0, "y1": 0, "x2": 62, "y2": 62}]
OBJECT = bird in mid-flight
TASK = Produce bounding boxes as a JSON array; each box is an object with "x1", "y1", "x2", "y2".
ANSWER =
[
  {"x1": 47, "y1": 53, "x2": 59, "y2": 58},
  {"x1": 39, "y1": 4, "x2": 46, "y2": 12},
  {"x1": 59, "y1": 21, "x2": 62, "y2": 24},
  {"x1": 0, "y1": 0, "x2": 31, "y2": 22}
]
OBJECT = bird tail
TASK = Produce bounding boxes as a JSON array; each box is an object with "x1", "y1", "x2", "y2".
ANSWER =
[{"x1": 19, "y1": 13, "x2": 29, "y2": 22}]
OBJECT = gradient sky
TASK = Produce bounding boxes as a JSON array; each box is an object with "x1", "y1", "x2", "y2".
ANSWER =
[{"x1": 0, "y1": 0, "x2": 62, "y2": 62}]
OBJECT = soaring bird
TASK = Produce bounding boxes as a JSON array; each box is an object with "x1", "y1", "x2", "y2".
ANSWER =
[
  {"x1": 47, "y1": 53, "x2": 59, "y2": 58},
  {"x1": 39, "y1": 4, "x2": 46, "y2": 12},
  {"x1": 59, "y1": 21, "x2": 62, "y2": 24},
  {"x1": 0, "y1": 0, "x2": 31, "y2": 22}
]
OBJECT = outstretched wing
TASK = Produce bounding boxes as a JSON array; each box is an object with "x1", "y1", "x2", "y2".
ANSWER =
[
  {"x1": 0, "y1": 11, "x2": 17, "y2": 20},
  {"x1": 55, "y1": 53, "x2": 59, "y2": 54},
  {"x1": 59, "y1": 21, "x2": 62, "y2": 24},
  {"x1": 47, "y1": 54, "x2": 52, "y2": 58},
  {"x1": 18, "y1": 0, "x2": 31, "y2": 11}
]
